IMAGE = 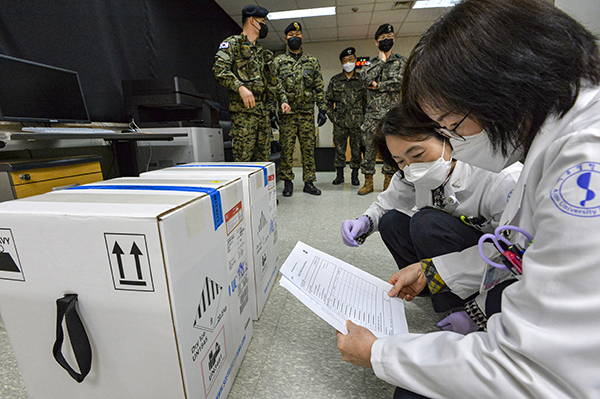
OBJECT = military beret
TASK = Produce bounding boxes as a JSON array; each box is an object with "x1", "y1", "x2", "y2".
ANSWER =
[
  {"x1": 284, "y1": 21, "x2": 302, "y2": 34},
  {"x1": 242, "y1": 5, "x2": 269, "y2": 19},
  {"x1": 339, "y1": 47, "x2": 356, "y2": 61},
  {"x1": 375, "y1": 23, "x2": 394, "y2": 39}
]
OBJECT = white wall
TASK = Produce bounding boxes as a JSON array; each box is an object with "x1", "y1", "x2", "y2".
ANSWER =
[
  {"x1": 303, "y1": 36, "x2": 421, "y2": 147},
  {"x1": 555, "y1": 0, "x2": 600, "y2": 37}
]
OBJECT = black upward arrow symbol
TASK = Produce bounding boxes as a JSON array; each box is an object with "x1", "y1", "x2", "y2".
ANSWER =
[
  {"x1": 112, "y1": 242, "x2": 125, "y2": 279},
  {"x1": 130, "y1": 242, "x2": 143, "y2": 280}
]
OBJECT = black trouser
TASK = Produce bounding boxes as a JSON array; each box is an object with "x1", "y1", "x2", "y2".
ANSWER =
[
  {"x1": 378, "y1": 208, "x2": 483, "y2": 313},
  {"x1": 393, "y1": 386, "x2": 431, "y2": 399}
]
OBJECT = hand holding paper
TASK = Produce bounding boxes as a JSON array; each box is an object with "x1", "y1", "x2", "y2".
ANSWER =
[
  {"x1": 279, "y1": 242, "x2": 408, "y2": 338},
  {"x1": 337, "y1": 320, "x2": 377, "y2": 368}
]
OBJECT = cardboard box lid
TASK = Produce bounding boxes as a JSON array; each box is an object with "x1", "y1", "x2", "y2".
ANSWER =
[
  {"x1": 165, "y1": 162, "x2": 274, "y2": 187},
  {"x1": 0, "y1": 177, "x2": 239, "y2": 230}
]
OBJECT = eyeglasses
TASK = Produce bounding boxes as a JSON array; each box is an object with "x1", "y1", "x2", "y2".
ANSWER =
[{"x1": 435, "y1": 112, "x2": 470, "y2": 142}]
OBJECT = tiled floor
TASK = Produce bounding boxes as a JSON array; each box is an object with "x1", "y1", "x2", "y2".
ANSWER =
[{"x1": 0, "y1": 166, "x2": 442, "y2": 399}]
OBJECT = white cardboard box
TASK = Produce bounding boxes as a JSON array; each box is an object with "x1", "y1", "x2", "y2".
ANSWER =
[
  {"x1": 0, "y1": 177, "x2": 252, "y2": 399},
  {"x1": 141, "y1": 162, "x2": 279, "y2": 320}
]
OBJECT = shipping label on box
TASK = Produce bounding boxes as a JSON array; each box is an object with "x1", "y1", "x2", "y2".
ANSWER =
[
  {"x1": 141, "y1": 162, "x2": 279, "y2": 320},
  {"x1": 0, "y1": 177, "x2": 252, "y2": 399}
]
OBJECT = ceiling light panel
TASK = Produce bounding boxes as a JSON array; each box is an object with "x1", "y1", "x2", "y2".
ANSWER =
[
  {"x1": 413, "y1": 0, "x2": 460, "y2": 9},
  {"x1": 267, "y1": 6, "x2": 336, "y2": 20}
]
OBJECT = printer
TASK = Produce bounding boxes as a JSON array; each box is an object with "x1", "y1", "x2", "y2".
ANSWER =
[{"x1": 122, "y1": 77, "x2": 220, "y2": 128}]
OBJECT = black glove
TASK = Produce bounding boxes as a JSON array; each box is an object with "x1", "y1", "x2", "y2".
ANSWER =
[
  {"x1": 270, "y1": 112, "x2": 279, "y2": 129},
  {"x1": 317, "y1": 110, "x2": 327, "y2": 127}
]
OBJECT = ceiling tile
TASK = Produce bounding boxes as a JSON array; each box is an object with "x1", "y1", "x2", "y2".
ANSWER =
[
  {"x1": 296, "y1": 0, "x2": 336, "y2": 8},
  {"x1": 397, "y1": 20, "x2": 430, "y2": 35},
  {"x1": 336, "y1": 0, "x2": 375, "y2": 5},
  {"x1": 301, "y1": 15, "x2": 337, "y2": 29},
  {"x1": 214, "y1": 0, "x2": 438, "y2": 45},
  {"x1": 337, "y1": 12, "x2": 372, "y2": 26},
  {"x1": 369, "y1": 9, "x2": 409, "y2": 24},
  {"x1": 307, "y1": 27, "x2": 339, "y2": 40},
  {"x1": 268, "y1": 19, "x2": 297, "y2": 32},
  {"x1": 337, "y1": 4, "x2": 375, "y2": 13},
  {"x1": 257, "y1": 0, "x2": 298, "y2": 12},
  {"x1": 337, "y1": 25, "x2": 370, "y2": 39},
  {"x1": 373, "y1": 2, "x2": 413, "y2": 12}
]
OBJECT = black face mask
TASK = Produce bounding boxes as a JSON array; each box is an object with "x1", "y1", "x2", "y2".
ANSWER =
[
  {"x1": 258, "y1": 22, "x2": 268, "y2": 39},
  {"x1": 287, "y1": 36, "x2": 302, "y2": 51},
  {"x1": 378, "y1": 38, "x2": 394, "y2": 52}
]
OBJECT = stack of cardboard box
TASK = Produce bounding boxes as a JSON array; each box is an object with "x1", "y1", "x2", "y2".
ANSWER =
[{"x1": 0, "y1": 162, "x2": 278, "y2": 399}]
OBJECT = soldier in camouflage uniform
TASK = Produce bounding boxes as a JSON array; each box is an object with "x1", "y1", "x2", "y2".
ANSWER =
[
  {"x1": 325, "y1": 47, "x2": 365, "y2": 186},
  {"x1": 273, "y1": 21, "x2": 327, "y2": 197},
  {"x1": 358, "y1": 23, "x2": 407, "y2": 195},
  {"x1": 213, "y1": 5, "x2": 276, "y2": 162}
]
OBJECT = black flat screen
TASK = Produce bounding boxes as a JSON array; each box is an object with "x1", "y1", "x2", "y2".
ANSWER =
[{"x1": 0, "y1": 54, "x2": 90, "y2": 123}]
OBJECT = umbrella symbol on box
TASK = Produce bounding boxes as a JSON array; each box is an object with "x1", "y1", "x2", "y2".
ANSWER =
[
  {"x1": 0, "y1": 245, "x2": 20, "y2": 273},
  {"x1": 0, "y1": 230, "x2": 25, "y2": 281}
]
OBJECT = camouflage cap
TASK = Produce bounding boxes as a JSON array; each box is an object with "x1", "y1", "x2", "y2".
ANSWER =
[
  {"x1": 339, "y1": 47, "x2": 356, "y2": 61},
  {"x1": 375, "y1": 23, "x2": 394, "y2": 39},
  {"x1": 284, "y1": 21, "x2": 302, "y2": 34}
]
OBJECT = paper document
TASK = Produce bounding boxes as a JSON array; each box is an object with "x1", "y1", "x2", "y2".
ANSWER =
[{"x1": 279, "y1": 241, "x2": 408, "y2": 338}]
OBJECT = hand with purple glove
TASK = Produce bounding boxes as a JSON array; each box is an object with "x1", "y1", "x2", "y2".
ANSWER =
[
  {"x1": 437, "y1": 311, "x2": 480, "y2": 335},
  {"x1": 341, "y1": 216, "x2": 370, "y2": 247}
]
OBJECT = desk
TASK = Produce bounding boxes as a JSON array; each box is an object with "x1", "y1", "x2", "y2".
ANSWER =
[
  {"x1": 0, "y1": 155, "x2": 103, "y2": 201},
  {"x1": 0, "y1": 131, "x2": 188, "y2": 177}
]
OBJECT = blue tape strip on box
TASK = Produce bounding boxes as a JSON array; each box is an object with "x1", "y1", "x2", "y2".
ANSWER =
[
  {"x1": 69, "y1": 185, "x2": 223, "y2": 230},
  {"x1": 174, "y1": 164, "x2": 268, "y2": 187}
]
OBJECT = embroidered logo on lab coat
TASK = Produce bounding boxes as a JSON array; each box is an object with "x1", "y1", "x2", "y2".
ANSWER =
[{"x1": 551, "y1": 162, "x2": 600, "y2": 217}]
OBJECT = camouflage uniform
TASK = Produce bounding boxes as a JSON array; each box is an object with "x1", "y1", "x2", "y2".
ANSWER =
[
  {"x1": 273, "y1": 50, "x2": 326, "y2": 182},
  {"x1": 360, "y1": 53, "x2": 407, "y2": 175},
  {"x1": 325, "y1": 71, "x2": 365, "y2": 169},
  {"x1": 213, "y1": 34, "x2": 276, "y2": 162}
]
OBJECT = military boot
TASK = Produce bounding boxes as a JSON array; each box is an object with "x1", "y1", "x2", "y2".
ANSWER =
[
  {"x1": 283, "y1": 180, "x2": 293, "y2": 197},
  {"x1": 351, "y1": 168, "x2": 360, "y2": 186},
  {"x1": 358, "y1": 175, "x2": 374, "y2": 195},
  {"x1": 303, "y1": 182, "x2": 321, "y2": 195},
  {"x1": 332, "y1": 167, "x2": 344, "y2": 185},
  {"x1": 383, "y1": 174, "x2": 392, "y2": 191}
]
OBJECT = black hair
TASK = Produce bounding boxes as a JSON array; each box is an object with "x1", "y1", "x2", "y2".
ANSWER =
[
  {"x1": 402, "y1": 0, "x2": 600, "y2": 155},
  {"x1": 375, "y1": 102, "x2": 444, "y2": 168}
]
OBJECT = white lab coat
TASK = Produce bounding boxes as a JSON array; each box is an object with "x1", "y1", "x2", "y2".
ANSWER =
[
  {"x1": 371, "y1": 86, "x2": 600, "y2": 398},
  {"x1": 363, "y1": 161, "x2": 522, "y2": 234}
]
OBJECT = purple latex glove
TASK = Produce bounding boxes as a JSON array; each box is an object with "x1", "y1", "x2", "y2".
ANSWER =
[
  {"x1": 437, "y1": 311, "x2": 480, "y2": 335},
  {"x1": 341, "y1": 216, "x2": 370, "y2": 247}
]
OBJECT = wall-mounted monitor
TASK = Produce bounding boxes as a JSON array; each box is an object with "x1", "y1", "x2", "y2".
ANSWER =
[{"x1": 0, "y1": 54, "x2": 90, "y2": 123}]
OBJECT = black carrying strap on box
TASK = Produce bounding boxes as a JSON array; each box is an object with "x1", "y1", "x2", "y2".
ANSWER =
[{"x1": 52, "y1": 294, "x2": 92, "y2": 383}]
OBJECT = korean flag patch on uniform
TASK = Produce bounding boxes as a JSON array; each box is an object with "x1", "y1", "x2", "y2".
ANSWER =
[{"x1": 219, "y1": 42, "x2": 230, "y2": 49}]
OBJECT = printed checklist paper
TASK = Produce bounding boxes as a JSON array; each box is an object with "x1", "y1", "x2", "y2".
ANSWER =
[{"x1": 279, "y1": 241, "x2": 408, "y2": 338}]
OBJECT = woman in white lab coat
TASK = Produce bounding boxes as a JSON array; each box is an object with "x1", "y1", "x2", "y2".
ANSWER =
[
  {"x1": 336, "y1": 0, "x2": 600, "y2": 398},
  {"x1": 341, "y1": 101, "x2": 522, "y2": 321}
]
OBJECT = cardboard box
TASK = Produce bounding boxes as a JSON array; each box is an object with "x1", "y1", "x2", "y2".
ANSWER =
[
  {"x1": 0, "y1": 177, "x2": 252, "y2": 399},
  {"x1": 141, "y1": 162, "x2": 279, "y2": 320}
]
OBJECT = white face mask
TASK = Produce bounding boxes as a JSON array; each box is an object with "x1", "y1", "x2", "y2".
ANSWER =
[
  {"x1": 342, "y1": 62, "x2": 355, "y2": 73},
  {"x1": 403, "y1": 140, "x2": 452, "y2": 190},
  {"x1": 450, "y1": 130, "x2": 524, "y2": 173}
]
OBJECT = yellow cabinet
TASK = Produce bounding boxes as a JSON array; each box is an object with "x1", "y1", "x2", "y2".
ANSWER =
[{"x1": 0, "y1": 156, "x2": 103, "y2": 201}]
